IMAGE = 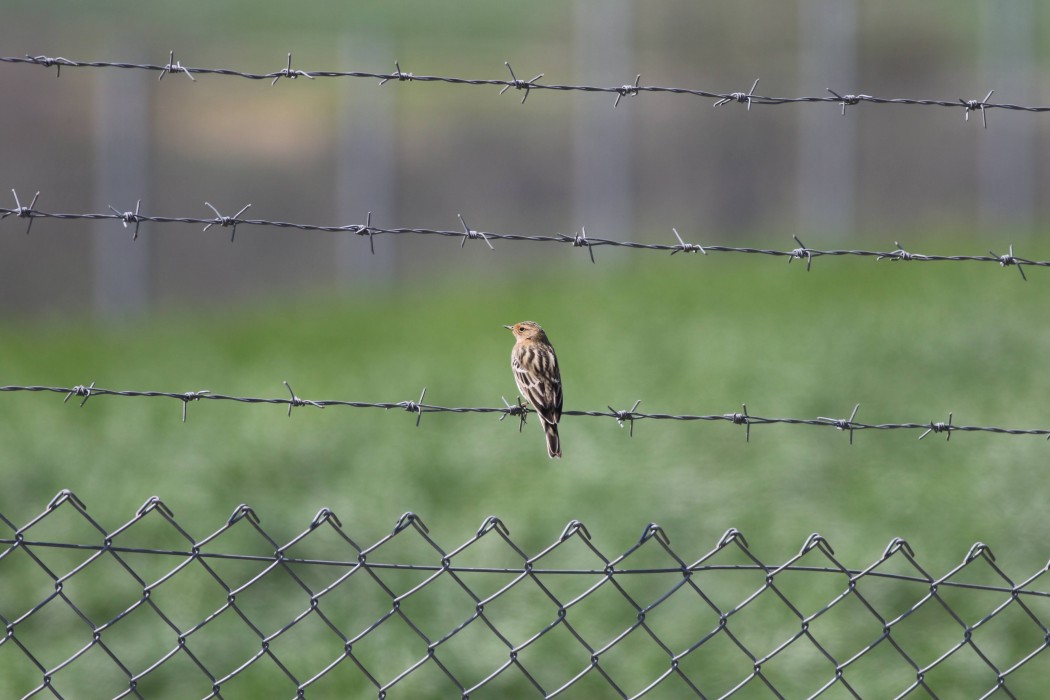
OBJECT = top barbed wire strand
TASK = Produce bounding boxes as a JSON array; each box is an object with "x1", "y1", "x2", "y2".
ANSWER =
[
  {"x1": 3, "y1": 53, "x2": 1049, "y2": 125},
  {"x1": 0, "y1": 194, "x2": 1043, "y2": 277}
]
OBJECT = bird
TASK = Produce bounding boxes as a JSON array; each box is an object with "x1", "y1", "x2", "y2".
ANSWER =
[{"x1": 504, "y1": 321, "x2": 563, "y2": 458}]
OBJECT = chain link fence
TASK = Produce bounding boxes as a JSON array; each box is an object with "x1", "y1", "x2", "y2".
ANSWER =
[{"x1": 2, "y1": 491, "x2": 1048, "y2": 698}]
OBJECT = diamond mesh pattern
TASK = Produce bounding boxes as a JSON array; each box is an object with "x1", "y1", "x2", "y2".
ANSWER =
[{"x1": 2, "y1": 491, "x2": 1048, "y2": 699}]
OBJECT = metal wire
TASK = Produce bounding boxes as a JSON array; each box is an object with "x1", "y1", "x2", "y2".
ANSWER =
[
  {"x1": 1, "y1": 490, "x2": 1048, "y2": 699},
  {"x1": 0, "y1": 192, "x2": 1042, "y2": 277},
  {"x1": 1, "y1": 53, "x2": 1043, "y2": 127},
  {"x1": 2, "y1": 384, "x2": 1047, "y2": 444}
]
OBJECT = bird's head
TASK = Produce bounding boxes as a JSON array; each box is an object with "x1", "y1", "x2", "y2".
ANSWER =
[{"x1": 504, "y1": 321, "x2": 547, "y2": 343}]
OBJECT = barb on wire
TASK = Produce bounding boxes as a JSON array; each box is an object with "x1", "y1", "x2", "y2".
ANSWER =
[
  {"x1": 670, "y1": 227, "x2": 706, "y2": 255},
  {"x1": 499, "y1": 395, "x2": 529, "y2": 432},
  {"x1": 714, "y1": 78, "x2": 761, "y2": 110},
  {"x1": 568, "y1": 226, "x2": 596, "y2": 263},
  {"x1": 1, "y1": 493, "x2": 1048, "y2": 699},
  {"x1": 876, "y1": 240, "x2": 929, "y2": 262},
  {"x1": 3, "y1": 384, "x2": 1050, "y2": 443},
  {"x1": 6, "y1": 195, "x2": 1048, "y2": 276},
  {"x1": 179, "y1": 390, "x2": 209, "y2": 423},
  {"x1": 500, "y1": 62, "x2": 543, "y2": 104},
  {"x1": 961, "y1": 89, "x2": 995, "y2": 128},
  {"x1": 609, "y1": 399, "x2": 643, "y2": 437},
  {"x1": 788, "y1": 234, "x2": 814, "y2": 271},
  {"x1": 377, "y1": 59, "x2": 413, "y2": 85},
  {"x1": 283, "y1": 380, "x2": 323, "y2": 417},
  {"x1": 1, "y1": 189, "x2": 40, "y2": 235},
  {"x1": 827, "y1": 88, "x2": 870, "y2": 115},
  {"x1": 202, "y1": 201, "x2": 252, "y2": 242},
  {"x1": 817, "y1": 403, "x2": 861, "y2": 445},
  {"x1": 28, "y1": 54, "x2": 76, "y2": 77},
  {"x1": 6, "y1": 54, "x2": 1050, "y2": 122},
  {"x1": 271, "y1": 52, "x2": 314, "y2": 85},
  {"x1": 458, "y1": 213, "x2": 493, "y2": 250},
  {"x1": 613, "y1": 74, "x2": 641, "y2": 107},
  {"x1": 991, "y1": 243, "x2": 1027, "y2": 281},
  {"x1": 726, "y1": 403, "x2": 752, "y2": 443},
  {"x1": 61, "y1": 382, "x2": 95, "y2": 407},
  {"x1": 158, "y1": 50, "x2": 194, "y2": 81},
  {"x1": 919, "y1": 412, "x2": 955, "y2": 441},
  {"x1": 397, "y1": 386, "x2": 428, "y2": 426},
  {"x1": 107, "y1": 199, "x2": 143, "y2": 240}
]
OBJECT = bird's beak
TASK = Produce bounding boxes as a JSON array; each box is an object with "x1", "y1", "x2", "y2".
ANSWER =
[{"x1": 503, "y1": 324, "x2": 513, "y2": 330}]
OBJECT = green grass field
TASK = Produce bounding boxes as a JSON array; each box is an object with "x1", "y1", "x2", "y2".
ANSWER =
[{"x1": 3, "y1": 245, "x2": 1050, "y2": 697}]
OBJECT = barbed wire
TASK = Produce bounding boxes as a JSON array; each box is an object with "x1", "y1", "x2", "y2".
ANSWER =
[
  {"x1": 3, "y1": 383, "x2": 1048, "y2": 444},
  {"x1": 1, "y1": 191, "x2": 1042, "y2": 277},
  {"x1": 2, "y1": 52, "x2": 1045, "y2": 127},
  {"x1": 1, "y1": 490, "x2": 1048, "y2": 698}
]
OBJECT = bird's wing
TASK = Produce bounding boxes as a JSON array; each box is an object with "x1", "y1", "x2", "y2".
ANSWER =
[{"x1": 513, "y1": 356, "x2": 562, "y2": 425}]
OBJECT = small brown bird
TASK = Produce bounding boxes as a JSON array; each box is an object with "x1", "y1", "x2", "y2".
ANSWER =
[{"x1": 505, "y1": 321, "x2": 563, "y2": 458}]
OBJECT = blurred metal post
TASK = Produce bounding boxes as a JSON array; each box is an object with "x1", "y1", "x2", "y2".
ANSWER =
[
  {"x1": 978, "y1": 2, "x2": 1035, "y2": 234},
  {"x1": 572, "y1": 0, "x2": 634, "y2": 246},
  {"x1": 797, "y1": 0, "x2": 857, "y2": 237},
  {"x1": 93, "y1": 62, "x2": 150, "y2": 317},
  {"x1": 336, "y1": 34, "x2": 396, "y2": 284}
]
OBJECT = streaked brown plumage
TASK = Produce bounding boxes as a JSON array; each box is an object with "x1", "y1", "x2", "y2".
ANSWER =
[{"x1": 505, "y1": 321, "x2": 563, "y2": 458}]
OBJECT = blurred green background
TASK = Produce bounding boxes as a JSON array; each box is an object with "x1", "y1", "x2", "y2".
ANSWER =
[{"x1": 3, "y1": 1, "x2": 1050, "y2": 698}]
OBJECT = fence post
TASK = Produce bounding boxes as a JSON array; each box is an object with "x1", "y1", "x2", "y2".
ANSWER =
[
  {"x1": 796, "y1": 0, "x2": 858, "y2": 238},
  {"x1": 572, "y1": 0, "x2": 635, "y2": 250},
  {"x1": 336, "y1": 34, "x2": 396, "y2": 285},
  {"x1": 92, "y1": 58, "x2": 150, "y2": 318},
  {"x1": 978, "y1": 2, "x2": 1036, "y2": 234}
]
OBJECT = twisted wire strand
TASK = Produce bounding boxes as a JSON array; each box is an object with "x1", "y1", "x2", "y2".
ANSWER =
[
  {"x1": 2, "y1": 54, "x2": 1045, "y2": 125},
  {"x1": 1, "y1": 196, "x2": 1043, "y2": 276},
  {"x1": 1, "y1": 385, "x2": 1044, "y2": 442}
]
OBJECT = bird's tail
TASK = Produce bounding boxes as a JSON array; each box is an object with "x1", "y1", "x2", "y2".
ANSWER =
[{"x1": 544, "y1": 422, "x2": 561, "y2": 459}]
